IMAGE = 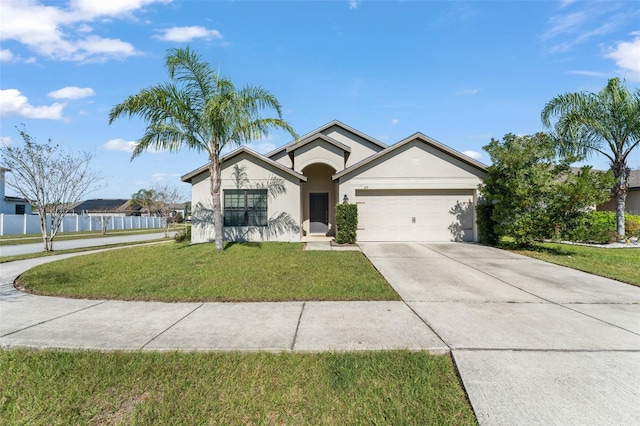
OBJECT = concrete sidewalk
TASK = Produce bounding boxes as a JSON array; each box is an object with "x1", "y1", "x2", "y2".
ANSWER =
[
  {"x1": 0, "y1": 232, "x2": 169, "y2": 257},
  {"x1": 0, "y1": 250, "x2": 446, "y2": 353}
]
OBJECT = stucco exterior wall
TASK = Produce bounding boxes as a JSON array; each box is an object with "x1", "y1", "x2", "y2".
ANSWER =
[
  {"x1": 597, "y1": 190, "x2": 640, "y2": 215},
  {"x1": 270, "y1": 149, "x2": 292, "y2": 169},
  {"x1": 190, "y1": 154, "x2": 302, "y2": 244},
  {"x1": 293, "y1": 141, "x2": 345, "y2": 173},
  {"x1": 337, "y1": 141, "x2": 486, "y2": 202},
  {"x1": 321, "y1": 126, "x2": 384, "y2": 168}
]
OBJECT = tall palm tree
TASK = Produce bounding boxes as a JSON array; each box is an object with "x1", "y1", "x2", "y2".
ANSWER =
[
  {"x1": 541, "y1": 77, "x2": 640, "y2": 239},
  {"x1": 109, "y1": 47, "x2": 297, "y2": 251}
]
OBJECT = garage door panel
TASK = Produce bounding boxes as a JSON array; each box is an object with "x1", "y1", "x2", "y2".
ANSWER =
[{"x1": 356, "y1": 190, "x2": 474, "y2": 242}]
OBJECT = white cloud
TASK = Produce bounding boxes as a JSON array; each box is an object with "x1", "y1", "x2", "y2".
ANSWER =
[
  {"x1": 0, "y1": 0, "x2": 169, "y2": 62},
  {"x1": 605, "y1": 37, "x2": 640, "y2": 81},
  {"x1": 391, "y1": 118, "x2": 399, "y2": 125},
  {"x1": 102, "y1": 138, "x2": 136, "y2": 153},
  {"x1": 250, "y1": 142, "x2": 277, "y2": 154},
  {"x1": 566, "y1": 70, "x2": 609, "y2": 78},
  {"x1": 349, "y1": 0, "x2": 361, "y2": 9},
  {"x1": 70, "y1": 0, "x2": 171, "y2": 19},
  {"x1": 151, "y1": 172, "x2": 179, "y2": 182},
  {"x1": 0, "y1": 136, "x2": 12, "y2": 147},
  {"x1": 541, "y1": 3, "x2": 631, "y2": 53},
  {"x1": 0, "y1": 89, "x2": 65, "y2": 120},
  {"x1": 155, "y1": 26, "x2": 223, "y2": 42},
  {"x1": 0, "y1": 49, "x2": 14, "y2": 62},
  {"x1": 456, "y1": 88, "x2": 480, "y2": 95},
  {"x1": 102, "y1": 138, "x2": 168, "y2": 154},
  {"x1": 48, "y1": 86, "x2": 95, "y2": 99},
  {"x1": 462, "y1": 150, "x2": 483, "y2": 160}
]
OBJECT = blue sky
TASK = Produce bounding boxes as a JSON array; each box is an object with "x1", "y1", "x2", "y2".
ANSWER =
[{"x1": 1, "y1": 0, "x2": 639, "y2": 199}]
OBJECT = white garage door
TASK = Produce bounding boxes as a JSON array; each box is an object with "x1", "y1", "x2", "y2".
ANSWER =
[{"x1": 356, "y1": 189, "x2": 475, "y2": 242}]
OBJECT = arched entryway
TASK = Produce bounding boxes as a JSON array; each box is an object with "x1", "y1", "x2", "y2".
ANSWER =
[{"x1": 301, "y1": 163, "x2": 338, "y2": 237}]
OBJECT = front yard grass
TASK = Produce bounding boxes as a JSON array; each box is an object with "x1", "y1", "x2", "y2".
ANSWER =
[
  {"x1": 18, "y1": 242, "x2": 400, "y2": 302},
  {"x1": 510, "y1": 242, "x2": 640, "y2": 287},
  {"x1": 0, "y1": 349, "x2": 476, "y2": 425}
]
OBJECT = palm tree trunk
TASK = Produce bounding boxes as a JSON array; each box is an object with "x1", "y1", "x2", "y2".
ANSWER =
[
  {"x1": 209, "y1": 155, "x2": 224, "y2": 252},
  {"x1": 611, "y1": 160, "x2": 629, "y2": 240}
]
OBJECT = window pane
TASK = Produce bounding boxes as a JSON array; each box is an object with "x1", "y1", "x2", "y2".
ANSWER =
[{"x1": 223, "y1": 189, "x2": 267, "y2": 227}]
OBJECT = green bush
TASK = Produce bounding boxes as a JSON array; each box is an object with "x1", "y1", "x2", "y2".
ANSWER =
[
  {"x1": 564, "y1": 211, "x2": 640, "y2": 243},
  {"x1": 626, "y1": 214, "x2": 640, "y2": 237},
  {"x1": 171, "y1": 212, "x2": 185, "y2": 224},
  {"x1": 475, "y1": 203, "x2": 499, "y2": 245},
  {"x1": 174, "y1": 226, "x2": 191, "y2": 243},
  {"x1": 335, "y1": 203, "x2": 358, "y2": 244}
]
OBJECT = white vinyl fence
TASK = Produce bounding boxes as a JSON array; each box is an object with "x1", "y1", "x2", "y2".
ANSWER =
[{"x1": 0, "y1": 213, "x2": 164, "y2": 236}]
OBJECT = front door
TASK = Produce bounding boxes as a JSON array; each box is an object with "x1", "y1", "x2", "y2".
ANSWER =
[{"x1": 309, "y1": 193, "x2": 329, "y2": 234}]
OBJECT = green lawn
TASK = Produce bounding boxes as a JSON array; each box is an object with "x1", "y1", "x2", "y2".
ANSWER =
[
  {"x1": 511, "y1": 242, "x2": 640, "y2": 287},
  {"x1": 18, "y1": 242, "x2": 400, "y2": 302},
  {"x1": 0, "y1": 349, "x2": 476, "y2": 425}
]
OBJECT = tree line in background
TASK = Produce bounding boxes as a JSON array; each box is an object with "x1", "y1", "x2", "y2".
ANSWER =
[{"x1": 479, "y1": 78, "x2": 640, "y2": 246}]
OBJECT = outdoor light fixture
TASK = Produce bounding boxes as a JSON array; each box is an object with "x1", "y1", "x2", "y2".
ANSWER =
[{"x1": 343, "y1": 194, "x2": 349, "y2": 204}]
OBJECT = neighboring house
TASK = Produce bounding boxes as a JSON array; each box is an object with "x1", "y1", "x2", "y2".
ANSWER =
[
  {"x1": 70, "y1": 199, "x2": 142, "y2": 216},
  {"x1": 182, "y1": 121, "x2": 488, "y2": 243},
  {"x1": 0, "y1": 167, "x2": 32, "y2": 215},
  {"x1": 597, "y1": 169, "x2": 640, "y2": 215}
]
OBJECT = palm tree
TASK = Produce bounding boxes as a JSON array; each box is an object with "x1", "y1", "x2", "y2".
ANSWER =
[
  {"x1": 541, "y1": 77, "x2": 640, "y2": 239},
  {"x1": 109, "y1": 47, "x2": 297, "y2": 251}
]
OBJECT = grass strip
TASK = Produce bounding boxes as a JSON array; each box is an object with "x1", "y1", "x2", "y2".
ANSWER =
[
  {"x1": 18, "y1": 242, "x2": 400, "y2": 302},
  {"x1": 0, "y1": 349, "x2": 476, "y2": 425},
  {"x1": 0, "y1": 227, "x2": 178, "y2": 246},
  {"x1": 510, "y1": 242, "x2": 640, "y2": 287},
  {"x1": 0, "y1": 239, "x2": 170, "y2": 263}
]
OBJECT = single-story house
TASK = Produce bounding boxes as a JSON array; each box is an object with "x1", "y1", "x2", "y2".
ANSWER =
[
  {"x1": 597, "y1": 169, "x2": 640, "y2": 215},
  {"x1": 70, "y1": 199, "x2": 142, "y2": 216},
  {"x1": 181, "y1": 121, "x2": 488, "y2": 243},
  {"x1": 0, "y1": 167, "x2": 32, "y2": 215}
]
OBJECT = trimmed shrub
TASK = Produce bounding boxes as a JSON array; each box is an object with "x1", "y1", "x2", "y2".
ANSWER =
[
  {"x1": 174, "y1": 226, "x2": 191, "y2": 243},
  {"x1": 564, "y1": 211, "x2": 640, "y2": 243},
  {"x1": 335, "y1": 203, "x2": 358, "y2": 244},
  {"x1": 625, "y1": 214, "x2": 640, "y2": 238},
  {"x1": 476, "y1": 203, "x2": 499, "y2": 245}
]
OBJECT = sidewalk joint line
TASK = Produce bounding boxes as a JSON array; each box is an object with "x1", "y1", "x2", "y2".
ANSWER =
[
  {"x1": 140, "y1": 303, "x2": 203, "y2": 350},
  {"x1": 0, "y1": 301, "x2": 105, "y2": 338},
  {"x1": 290, "y1": 302, "x2": 306, "y2": 351},
  {"x1": 403, "y1": 301, "x2": 451, "y2": 351}
]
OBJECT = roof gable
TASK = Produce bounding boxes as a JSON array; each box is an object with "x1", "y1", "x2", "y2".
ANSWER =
[
  {"x1": 181, "y1": 147, "x2": 307, "y2": 183},
  {"x1": 286, "y1": 133, "x2": 351, "y2": 154},
  {"x1": 266, "y1": 120, "x2": 386, "y2": 160},
  {"x1": 333, "y1": 132, "x2": 488, "y2": 180}
]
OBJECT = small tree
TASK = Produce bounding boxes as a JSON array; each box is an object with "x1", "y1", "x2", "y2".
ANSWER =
[
  {"x1": 153, "y1": 184, "x2": 184, "y2": 237},
  {"x1": 130, "y1": 185, "x2": 184, "y2": 237},
  {"x1": 95, "y1": 215, "x2": 111, "y2": 235},
  {"x1": 130, "y1": 188, "x2": 156, "y2": 215},
  {"x1": 480, "y1": 133, "x2": 613, "y2": 246},
  {"x1": 0, "y1": 127, "x2": 102, "y2": 251}
]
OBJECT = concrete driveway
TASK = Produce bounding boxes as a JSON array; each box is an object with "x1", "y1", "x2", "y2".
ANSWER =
[{"x1": 360, "y1": 242, "x2": 640, "y2": 425}]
